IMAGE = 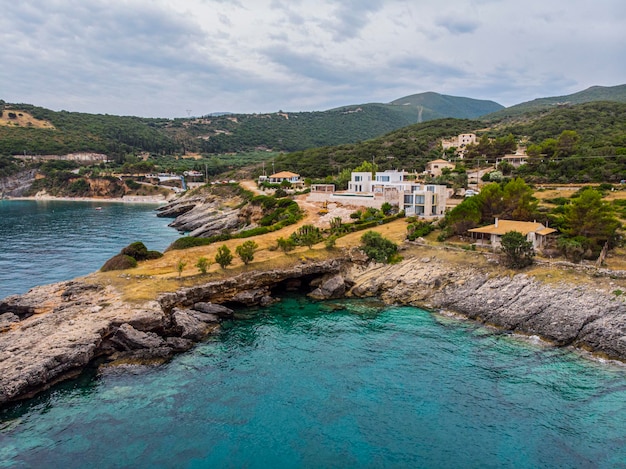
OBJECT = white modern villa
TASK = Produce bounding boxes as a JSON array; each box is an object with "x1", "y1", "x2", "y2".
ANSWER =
[{"x1": 310, "y1": 169, "x2": 448, "y2": 218}]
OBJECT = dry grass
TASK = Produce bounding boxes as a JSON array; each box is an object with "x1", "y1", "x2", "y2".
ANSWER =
[{"x1": 0, "y1": 110, "x2": 55, "y2": 129}]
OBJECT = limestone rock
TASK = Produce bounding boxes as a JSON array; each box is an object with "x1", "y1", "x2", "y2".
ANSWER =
[
  {"x1": 309, "y1": 274, "x2": 346, "y2": 300},
  {"x1": 110, "y1": 323, "x2": 167, "y2": 351},
  {"x1": 171, "y1": 309, "x2": 214, "y2": 341},
  {"x1": 193, "y1": 302, "x2": 235, "y2": 319}
]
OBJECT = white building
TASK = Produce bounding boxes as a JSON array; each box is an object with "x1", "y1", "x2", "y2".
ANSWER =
[
  {"x1": 402, "y1": 184, "x2": 448, "y2": 217},
  {"x1": 311, "y1": 169, "x2": 448, "y2": 217},
  {"x1": 348, "y1": 172, "x2": 373, "y2": 193}
]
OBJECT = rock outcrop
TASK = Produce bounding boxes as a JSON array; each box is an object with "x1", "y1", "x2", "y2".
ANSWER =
[
  {"x1": 2, "y1": 250, "x2": 626, "y2": 405},
  {"x1": 346, "y1": 255, "x2": 626, "y2": 361},
  {"x1": 0, "y1": 259, "x2": 345, "y2": 404},
  {"x1": 0, "y1": 170, "x2": 37, "y2": 197}
]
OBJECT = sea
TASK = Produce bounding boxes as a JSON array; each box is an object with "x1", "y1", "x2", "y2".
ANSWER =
[
  {"x1": 1, "y1": 201, "x2": 626, "y2": 468},
  {"x1": 0, "y1": 200, "x2": 180, "y2": 299}
]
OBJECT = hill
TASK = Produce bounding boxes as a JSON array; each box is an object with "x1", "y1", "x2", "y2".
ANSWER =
[
  {"x1": 0, "y1": 92, "x2": 503, "y2": 158},
  {"x1": 483, "y1": 84, "x2": 626, "y2": 122},
  {"x1": 273, "y1": 101, "x2": 626, "y2": 182},
  {"x1": 388, "y1": 91, "x2": 503, "y2": 119}
]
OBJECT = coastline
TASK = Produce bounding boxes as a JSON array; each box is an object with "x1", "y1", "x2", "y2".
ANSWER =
[
  {"x1": 3, "y1": 194, "x2": 173, "y2": 205},
  {"x1": 2, "y1": 245, "x2": 626, "y2": 404}
]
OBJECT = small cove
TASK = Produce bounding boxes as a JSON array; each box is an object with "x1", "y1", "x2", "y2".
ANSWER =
[{"x1": 2, "y1": 296, "x2": 626, "y2": 468}]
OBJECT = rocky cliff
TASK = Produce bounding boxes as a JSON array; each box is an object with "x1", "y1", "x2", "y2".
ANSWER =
[
  {"x1": 1, "y1": 248, "x2": 625, "y2": 405},
  {"x1": 345, "y1": 251, "x2": 626, "y2": 360},
  {"x1": 0, "y1": 170, "x2": 37, "y2": 197},
  {"x1": 0, "y1": 259, "x2": 345, "y2": 404}
]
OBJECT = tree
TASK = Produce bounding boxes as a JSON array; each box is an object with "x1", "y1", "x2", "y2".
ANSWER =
[
  {"x1": 500, "y1": 231, "x2": 535, "y2": 268},
  {"x1": 290, "y1": 224, "x2": 323, "y2": 248},
  {"x1": 381, "y1": 202, "x2": 393, "y2": 216},
  {"x1": 177, "y1": 259, "x2": 187, "y2": 278},
  {"x1": 215, "y1": 245, "x2": 233, "y2": 269},
  {"x1": 561, "y1": 188, "x2": 621, "y2": 254},
  {"x1": 196, "y1": 256, "x2": 211, "y2": 274},
  {"x1": 236, "y1": 240, "x2": 258, "y2": 265},
  {"x1": 360, "y1": 231, "x2": 398, "y2": 263},
  {"x1": 445, "y1": 196, "x2": 482, "y2": 235},
  {"x1": 501, "y1": 178, "x2": 538, "y2": 220}
]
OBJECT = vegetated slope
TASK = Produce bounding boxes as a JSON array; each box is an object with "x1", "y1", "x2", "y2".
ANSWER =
[
  {"x1": 273, "y1": 118, "x2": 478, "y2": 178},
  {"x1": 273, "y1": 101, "x2": 626, "y2": 179},
  {"x1": 185, "y1": 94, "x2": 503, "y2": 155},
  {"x1": 0, "y1": 91, "x2": 504, "y2": 159},
  {"x1": 0, "y1": 102, "x2": 181, "y2": 159},
  {"x1": 178, "y1": 104, "x2": 423, "y2": 154},
  {"x1": 506, "y1": 101, "x2": 626, "y2": 147},
  {"x1": 483, "y1": 84, "x2": 626, "y2": 122},
  {"x1": 388, "y1": 91, "x2": 504, "y2": 119}
]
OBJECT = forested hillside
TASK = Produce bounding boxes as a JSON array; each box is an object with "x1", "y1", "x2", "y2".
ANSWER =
[
  {"x1": 389, "y1": 92, "x2": 503, "y2": 119},
  {"x1": 273, "y1": 101, "x2": 626, "y2": 183},
  {"x1": 0, "y1": 92, "x2": 503, "y2": 158},
  {"x1": 0, "y1": 102, "x2": 181, "y2": 160},
  {"x1": 482, "y1": 84, "x2": 626, "y2": 122}
]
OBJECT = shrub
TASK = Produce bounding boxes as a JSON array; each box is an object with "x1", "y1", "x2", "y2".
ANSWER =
[
  {"x1": 360, "y1": 231, "x2": 398, "y2": 263},
  {"x1": 236, "y1": 240, "x2": 258, "y2": 265},
  {"x1": 500, "y1": 231, "x2": 535, "y2": 268},
  {"x1": 277, "y1": 237, "x2": 296, "y2": 252},
  {"x1": 196, "y1": 256, "x2": 211, "y2": 274},
  {"x1": 215, "y1": 245, "x2": 233, "y2": 269},
  {"x1": 100, "y1": 254, "x2": 137, "y2": 272},
  {"x1": 407, "y1": 221, "x2": 434, "y2": 241},
  {"x1": 146, "y1": 250, "x2": 163, "y2": 260},
  {"x1": 122, "y1": 241, "x2": 150, "y2": 260},
  {"x1": 290, "y1": 224, "x2": 323, "y2": 248},
  {"x1": 177, "y1": 259, "x2": 187, "y2": 278}
]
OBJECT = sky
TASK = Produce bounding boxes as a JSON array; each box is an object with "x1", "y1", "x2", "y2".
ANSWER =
[{"x1": 1, "y1": 0, "x2": 625, "y2": 118}]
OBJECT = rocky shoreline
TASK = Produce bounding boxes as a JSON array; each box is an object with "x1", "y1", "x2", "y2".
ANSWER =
[{"x1": 1, "y1": 250, "x2": 625, "y2": 405}]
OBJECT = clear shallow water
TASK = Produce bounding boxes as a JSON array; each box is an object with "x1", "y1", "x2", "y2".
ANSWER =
[
  {"x1": 1, "y1": 297, "x2": 625, "y2": 468},
  {"x1": 0, "y1": 200, "x2": 179, "y2": 298}
]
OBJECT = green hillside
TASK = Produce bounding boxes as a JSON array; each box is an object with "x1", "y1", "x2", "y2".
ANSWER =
[
  {"x1": 389, "y1": 92, "x2": 503, "y2": 119},
  {"x1": 273, "y1": 101, "x2": 626, "y2": 182},
  {"x1": 483, "y1": 84, "x2": 626, "y2": 122},
  {"x1": 0, "y1": 102, "x2": 180, "y2": 160}
]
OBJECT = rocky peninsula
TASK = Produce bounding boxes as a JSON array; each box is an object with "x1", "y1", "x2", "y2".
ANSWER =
[{"x1": 2, "y1": 242, "x2": 626, "y2": 405}]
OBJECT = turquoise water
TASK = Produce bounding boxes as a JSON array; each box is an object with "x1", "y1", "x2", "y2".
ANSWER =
[
  {"x1": 0, "y1": 200, "x2": 179, "y2": 299},
  {"x1": 1, "y1": 296, "x2": 625, "y2": 468}
]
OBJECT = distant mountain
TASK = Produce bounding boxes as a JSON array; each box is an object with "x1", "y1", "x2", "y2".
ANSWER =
[
  {"x1": 388, "y1": 92, "x2": 504, "y2": 119},
  {"x1": 483, "y1": 84, "x2": 626, "y2": 121}
]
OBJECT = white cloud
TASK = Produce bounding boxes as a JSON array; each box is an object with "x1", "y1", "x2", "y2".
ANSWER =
[{"x1": 0, "y1": 0, "x2": 624, "y2": 117}]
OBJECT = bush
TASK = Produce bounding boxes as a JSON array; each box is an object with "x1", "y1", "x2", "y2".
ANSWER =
[
  {"x1": 196, "y1": 256, "x2": 211, "y2": 274},
  {"x1": 215, "y1": 245, "x2": 233, "y2": 269},
  {"x1": 100, "y1": 254, "x2": 137, "y2": 272},
  {"x1": 277, "y1": 237, "x2": 296, "y2": 252},
  {"x1": 290, "y1": 224, "x2": 323, "y2": 248},
  {"x1": 236, "y1": 240, "x2": 258, "y2": 265},
  {"x1": 121, "y1": 241, "x2": 150, "y2": 260},
  {"x1": 500, "y1": 231, "x2": 535, "y2": 268},
  {"x1": 360, "y1": 231, "x2": 398, "y2": 263},
  {"x1": 407, "y1": 221, "x2": 434, "y2": 241}
]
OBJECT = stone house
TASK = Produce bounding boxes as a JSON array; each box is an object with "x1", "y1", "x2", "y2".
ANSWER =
[{"x1": 468, "y1": 219, "x2": 557, "y2": 250}]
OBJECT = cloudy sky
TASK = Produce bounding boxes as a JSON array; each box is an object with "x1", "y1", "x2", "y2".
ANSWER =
[{"x1": 1, "y1": 0, "x2": 624, "y2": 117}]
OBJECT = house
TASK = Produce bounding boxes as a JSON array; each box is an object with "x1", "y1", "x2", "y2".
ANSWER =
[
  {"x1": 348, "y1": 172, "x2": 373, "y2": 193},
  {"x1": 441, "y1": 133, "x2": 477, "y2": 159},
  {"x1": 402, "y1": 184, "x2": 448, "y2": 217},
  {"x1": 468, "y1": 219, "x2": 556, "y2": 250},
  {"x1": 425, "y1": 159, "x2": 455, "y2": 177},
  {"x1": 496, "y1": 154, "x2": 528, "y2": 168},
  {"x1": 260, "y1": 171, "x2": 303, "y2": 186}
]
